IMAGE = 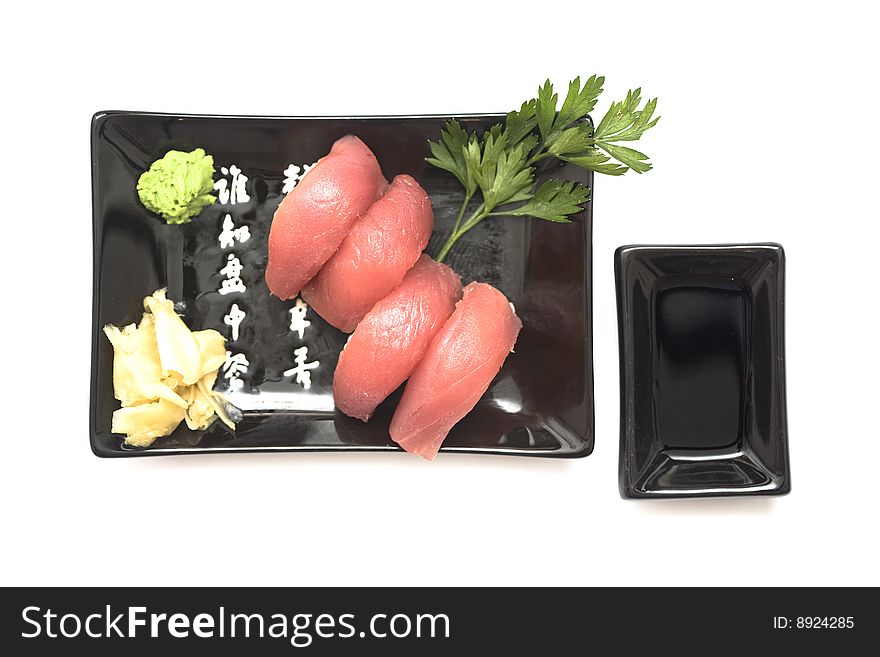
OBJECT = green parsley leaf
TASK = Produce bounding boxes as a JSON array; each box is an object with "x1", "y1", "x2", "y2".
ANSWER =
[
  {"x1": 597, "y1": 143, "x2": 653, "y2": 174},
  {"x1": 426, "y1": 119, "x2": 477, "y2": 195},
  {"x1": 478, "y1": 142, "x2": 533, "y2": 210},
  {"x1": 504, "y1": 183, "x2": 535, "y2": 205},
  {"x1": 497, "y1": 179, "x2": 590, "y2": 223},
  {"x1": 546, "y1": 123, "x2": 594, "y2": 158},
  {"x1": 589, "y1": 89, "x2": 659, "y2": 174},
  {"x1": 481, "y1": 124, "x2": 508, "y2": 170},
  {"x1": 595, "y1": 89, "x2": 659, "y2": 143},
  {"x1": 426, "y1": 76, "x2": 659, "y2": 262},
  {"x1": 503, "y1": 100, "x2": 537, "y2": 146},
  {"x1": 558, "y1": 149, "x2": 628, "y2": 176},
  {"x1": 462, "y1": 133, "x2": 483, "y2": 196},
  {"x1": 535, "y1": 80, "x2": 558, "y2": 144},
  {"x1": 552, "y1": 75, "x2": 604, "y2": 137}
]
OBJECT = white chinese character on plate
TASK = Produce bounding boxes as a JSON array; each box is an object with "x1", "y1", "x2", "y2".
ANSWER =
[
  {"x1": 289, "y1": 298, "x2": 311, "y2": 340},
  {"x1": 218, "y1": 214, "x2": 251, "y2": 249},
  {"x1": 224, "y1": 303, "x2": 246, "y2": 341},
  {"x1": 214, "y1": 164, "x2": 250, "y2": 205},
  {"x1": 219, "y1": 254, "x2": 246, "y2": 295},
  {"x1": 222, "y1": 351, "x2": 249, "y2": 390},
  {"x1": 283, "y1": 346, "x2": 319, "y2": 390},
  {"x1": 281, "y1": 162, "x2": 316, "y2": 194}
]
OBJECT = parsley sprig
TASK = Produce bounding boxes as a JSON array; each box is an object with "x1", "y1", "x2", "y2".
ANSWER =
[{"x1": 427, "y1": 76, "x2": 659, "y2": 262}]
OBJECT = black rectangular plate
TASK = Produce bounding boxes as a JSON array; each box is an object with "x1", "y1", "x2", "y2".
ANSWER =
[
  {"x1": 615, "y1": 244, "x2": 789, "y2": 497},
  {"x1": 90, "y1": 112, "x2": 594, "y2": 458}
]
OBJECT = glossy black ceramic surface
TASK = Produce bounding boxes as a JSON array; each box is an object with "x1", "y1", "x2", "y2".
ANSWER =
[
  {"x1": 90, "y1": 112, "x2": 594, "y2": 458},
  {"x1": 615, "y1": 244, "x2": 789, "y2": 497}
]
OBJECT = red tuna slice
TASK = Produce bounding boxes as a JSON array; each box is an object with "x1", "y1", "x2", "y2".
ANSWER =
[
  {"x1": 302, "y1": 174, "x2": 434, "y2": 332},
  {"x1": 390, "y1": 282, "x2": 523, "y2": 461},
  {"x1": 265, "y1": 135, "x2": 387, "y2": 300},
  {"x1": 333, "y1": 255, "x2": 462, "y2": 422}
]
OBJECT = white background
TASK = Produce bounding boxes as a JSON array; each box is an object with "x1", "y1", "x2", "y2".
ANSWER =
[{"x1": 1, "y1": 0, "x2": 877, "y2": 587}]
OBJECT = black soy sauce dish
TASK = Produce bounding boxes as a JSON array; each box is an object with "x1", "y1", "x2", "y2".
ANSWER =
[
  {"x1": 614, "y1": 244, "x2": 789, "y2": 498},
  {"x1": 90, "y1": 112, "x2": 595, "y2": 458}
]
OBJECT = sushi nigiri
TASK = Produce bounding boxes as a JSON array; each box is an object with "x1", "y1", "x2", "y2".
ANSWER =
[
  {"x1": 389, "y1": 282, "x2": 522, "y2": 460},
  {"x1": 333, "y1": 255, "x2": 462, "y2": 422},
  {"x1": 265, "y1": 135, "x2": 386, "y2": 300},
  {"x1": 302, "y1": 174, "x2": 434, "y2": 332}
]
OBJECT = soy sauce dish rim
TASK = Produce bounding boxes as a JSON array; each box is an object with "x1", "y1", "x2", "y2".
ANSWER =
[{"x1": 614, "y1": 242, "x2": 790, "y2": 499}]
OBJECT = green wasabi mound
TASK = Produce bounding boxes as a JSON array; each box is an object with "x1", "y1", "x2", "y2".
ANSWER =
[{"x1": 137, "y1": 148, "x2": 216, "y2": 224}]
